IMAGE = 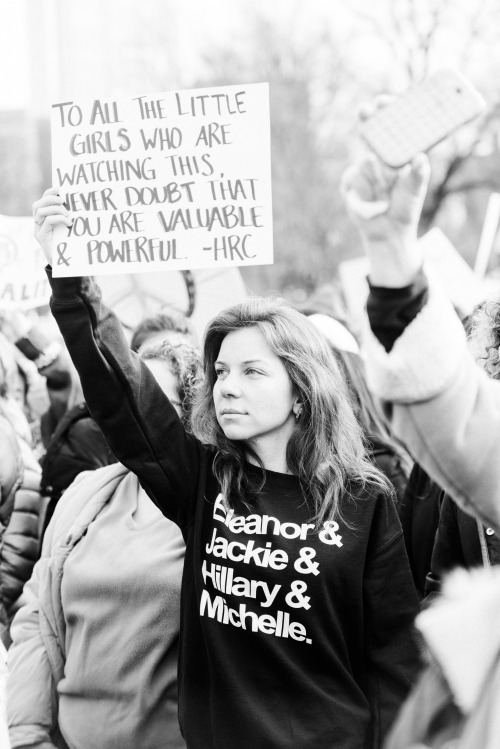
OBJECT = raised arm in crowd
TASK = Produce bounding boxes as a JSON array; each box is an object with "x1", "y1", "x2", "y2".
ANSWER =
[{"x1": 341, "y1": 146, "x2": 500, "y2": 532}]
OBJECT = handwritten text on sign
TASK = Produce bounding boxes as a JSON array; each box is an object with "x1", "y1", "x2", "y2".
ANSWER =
[{"x1": 51, "y1": 83, "x2": 273, "y2": 277}]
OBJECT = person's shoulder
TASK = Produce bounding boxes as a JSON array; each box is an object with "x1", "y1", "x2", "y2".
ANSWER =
[
  {"x1": 44, "y1": 463, "x2": 129, "y2": 547},
  {"x1": 340, "y1": 481, "x2": 393, "y2": 524},
  {"x1": 345, "y1": 481, "x2": 401, "y2": 529}
]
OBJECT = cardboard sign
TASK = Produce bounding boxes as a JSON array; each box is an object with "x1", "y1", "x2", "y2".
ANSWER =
[
  {"x1": 0, "y1": 215, "x2": 50, "y2": 310},
  {"x1": 51, "y1": 83, "x2": 273, "y2": 277}
]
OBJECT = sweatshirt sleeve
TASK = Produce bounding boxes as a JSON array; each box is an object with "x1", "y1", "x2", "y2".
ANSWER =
[
  {"x1": 46, "y1": 268, "x2": 204, "y2": 529},
  {"x1": 7, "y1": 561, "x2": 57, "y2": 749},
  {"x1": 366, "y1": 268, "x2": 429, "y2": 353},
  {"x1": 363, "y1": 495, "x2": 421, "y2": 746}
]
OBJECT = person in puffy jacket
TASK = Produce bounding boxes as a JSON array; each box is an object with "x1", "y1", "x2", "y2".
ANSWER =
[
  {"x1": 0, "y1": 413, "x2": 21, "y2": 749},
  {"x1": 0, "y1": 338, "x2": 46, "y2": 646},
  {"x1": 8, "y1": 339, "x2": 202, "y2": 749},
  {"x1": 0, "y1": 413, "x2": 21, "y2": 645}
]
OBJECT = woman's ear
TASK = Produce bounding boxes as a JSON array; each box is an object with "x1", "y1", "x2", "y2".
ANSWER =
[{"x1": 292, "y1": 399, "x2": 303, "y2": 421}]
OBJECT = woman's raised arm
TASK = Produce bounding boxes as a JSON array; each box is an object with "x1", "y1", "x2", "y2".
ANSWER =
[{"x1": 33, "y1": 190, "x2": 208, "y2": 530}]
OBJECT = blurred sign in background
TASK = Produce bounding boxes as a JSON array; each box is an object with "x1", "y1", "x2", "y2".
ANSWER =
[{"x1": 3, "y1": 0, "x2": 500, "y2": 326}]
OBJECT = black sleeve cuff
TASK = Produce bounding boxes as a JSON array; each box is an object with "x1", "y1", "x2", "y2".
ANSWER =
[
  {"x1": 45, "y1": 265, "x2": 89, "y2": 303},
  {"x1": 367, "y1": 268, "x2": 429, "y2": 352}
]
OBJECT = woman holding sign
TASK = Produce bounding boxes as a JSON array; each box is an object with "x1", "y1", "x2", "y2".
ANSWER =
[{"x1": 30, "y1": 188, "x2": 420, "y2": 749}]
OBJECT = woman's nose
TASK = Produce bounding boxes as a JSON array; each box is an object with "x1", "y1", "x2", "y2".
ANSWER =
[{"x1": 219, "y1": 373, "x2": 241, "y2": 397}]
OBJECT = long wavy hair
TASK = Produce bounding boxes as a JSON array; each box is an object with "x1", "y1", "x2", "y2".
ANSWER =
[
  {"x1": 191, "y1": 296, "x2": 390, "y2": 527},
  {"x1": 331, "y1": 348, "x2": 413, "y2": 475}
]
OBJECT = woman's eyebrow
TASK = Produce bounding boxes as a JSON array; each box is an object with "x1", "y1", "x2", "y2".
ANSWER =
[{"x1": 214, "y1": 358, "x2": 267, "y2": 366}]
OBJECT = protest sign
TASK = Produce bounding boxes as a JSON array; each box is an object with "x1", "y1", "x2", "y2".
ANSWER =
[
  {"x1": 0, "y1": 214, "x2": 50, "y2": 310},
  {"x1": 51, "y1": 82, "x2": 272, "y2": 277}
]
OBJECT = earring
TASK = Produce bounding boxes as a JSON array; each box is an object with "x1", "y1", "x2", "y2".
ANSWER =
[{"x1": 294, "y1": 407, "x2": 302, "y2": 421}]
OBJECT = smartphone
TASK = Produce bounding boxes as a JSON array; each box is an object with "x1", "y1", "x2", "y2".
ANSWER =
[{"x1": 359, "y1": 69, "x2": 485, "y2": 168}]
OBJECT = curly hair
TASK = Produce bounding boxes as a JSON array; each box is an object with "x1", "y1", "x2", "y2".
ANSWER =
[
  {"x1": 468, "y1": 299, "x2": 500, "y2": 380},
  {"x1": 131, "y1": 309, "x2": 195, "y2": 352},
  {"x1": 140, "y1": 341, "x2": 203, "y2": 428},
  {"x1": 190, "y1": 296, "x2": 390, "y2": 528}
]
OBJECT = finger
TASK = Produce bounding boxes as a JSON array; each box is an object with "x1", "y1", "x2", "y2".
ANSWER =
[
  {"x1": 339, "y1": 164, "x2": 358, "y2": 198},
  {"x1": 343, "y1": 190, "x2": 390, "y2": 219},
  {"x1": 35, "y1": 214, "x2": 73, "y2": 237},
  {"x1": 33, "y1": 186, "x2": 60, "y2": 206},
  {"x1": 341, "y1": 162, "x2": 376, "y2": 203},
  {"x1": 340, "y1": 164, "x2": 390, "y2": 218},
  {"x1": 358, "y1": 101, "x2": 376, "y2": 122},
  {"x1": 34, "y1": 206, "x2": 71, "y2": 232},
  {"x1": 358, "y1": 94, "x2": 396, "y2": 121},
  {"x1": 406, "y1": 153, "x2": 431, "y2": 196},
  {"x1": 36, "y1": 203, "x2": 70, "y2": 218},
  {"x1": 33, "y1": 194, "x2": 66, "y2": 215}
]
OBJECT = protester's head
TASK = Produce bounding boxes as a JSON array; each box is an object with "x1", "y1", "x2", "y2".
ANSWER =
[
  {"x1": 131, "y1": 308, "x2": 195, "y2": 353},
  {"x1": 191, "y1": 296, "x2": 388, "y2": 526},
  {"x1": 141, "y1": 340, "x2": 202, "y2": 428},
  {"x1": 43, "y1": 348, "x2": 84, "y2": 426}
]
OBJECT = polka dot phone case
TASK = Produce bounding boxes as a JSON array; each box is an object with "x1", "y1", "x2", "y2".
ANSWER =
[{"x1": 360, "y1": 69, "x2": 485, "y2": 168}]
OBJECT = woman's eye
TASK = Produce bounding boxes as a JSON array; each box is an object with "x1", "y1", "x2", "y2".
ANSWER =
[
  {"x1": 215, "y1": 368, "x2": 227, "y2": 379},
  {"x1": 245, "y1": 368, "x2": 259, "y2": 376}
]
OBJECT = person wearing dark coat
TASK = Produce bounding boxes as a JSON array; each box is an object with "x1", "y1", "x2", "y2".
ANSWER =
[{"x1": 0, "y1": 413, "x2": 20, "y2": 646}]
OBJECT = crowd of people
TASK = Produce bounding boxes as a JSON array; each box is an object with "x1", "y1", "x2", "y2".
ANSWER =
[{"x1": 0, "y1": 103, "x2": 499, "y2": 749}]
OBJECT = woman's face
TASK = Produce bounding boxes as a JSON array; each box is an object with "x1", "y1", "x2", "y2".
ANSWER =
[
  {"x1": 213, "y1": 326, "x2": 297, "y2": 452},
  {"x1": 143, "y1": 359, "x2": 183, "y2": 417}
]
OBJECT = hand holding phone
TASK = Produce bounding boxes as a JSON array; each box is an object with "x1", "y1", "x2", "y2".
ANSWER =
[{"x1": 359, "y1": 69, "x2": 485, "y2": 168}]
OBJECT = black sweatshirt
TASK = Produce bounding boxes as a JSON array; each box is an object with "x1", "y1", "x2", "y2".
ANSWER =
[{"x1": 47, "y1": 269, "x2": 420, "y2": 749}]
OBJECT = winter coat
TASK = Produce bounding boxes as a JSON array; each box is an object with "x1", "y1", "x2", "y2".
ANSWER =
[
  {"x1": 424, "y1": 494, "x2": 500, "y2": 603},
  {"x1": 0, "y1": 414, "x2": 21, "y2": 645},
  {"x1": 385, "y1": 567, "x2": 500, "y2": 749},
  {"x1": 0, "y1": 396, "x2": 46, "y2": 646},
  {"x1": 398, "y1": 464, "x2": 443, "y2": 599},
  {"x1": 7, "y1": 462, "x2": 185, "y2": 749},
  {"x1": 1, "y1": 437, "x2": 44, "y2": 631},
  {"x1": 364, "y1": 278, "x2": 500, "y2": 533}
]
